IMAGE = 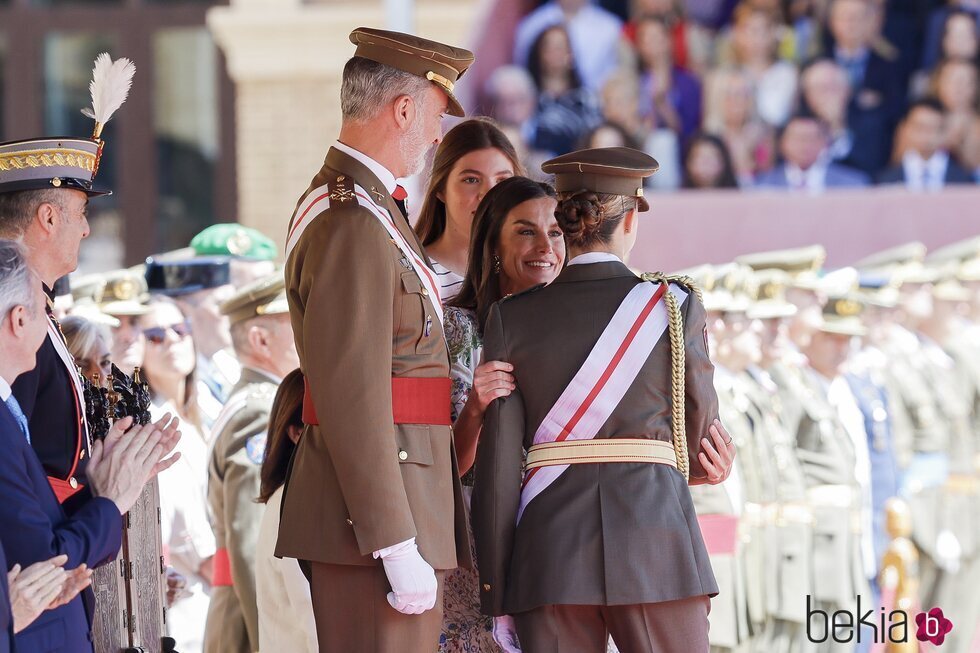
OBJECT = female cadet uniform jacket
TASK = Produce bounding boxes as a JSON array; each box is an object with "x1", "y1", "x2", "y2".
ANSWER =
[{"x1": 472, "y1": 258, "x2": 720, "y2": 617}]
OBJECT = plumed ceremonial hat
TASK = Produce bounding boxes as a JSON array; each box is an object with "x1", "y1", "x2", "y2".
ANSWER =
[
  {"x1": 349, "y1": 27, "x2": 475, "y2": 117},
  {"x1": 541, "y1": 147, "x2": 659, "y2": 212}
]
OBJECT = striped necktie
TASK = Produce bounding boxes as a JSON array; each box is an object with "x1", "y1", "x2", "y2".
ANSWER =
[{"x1": 4, "y1": 394, "x2": 30, "y2": 444}]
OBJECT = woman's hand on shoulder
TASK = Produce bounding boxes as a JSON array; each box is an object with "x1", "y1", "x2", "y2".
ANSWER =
[{"x1": 463, "y1": 360, "x2": 516, "y2": 417}]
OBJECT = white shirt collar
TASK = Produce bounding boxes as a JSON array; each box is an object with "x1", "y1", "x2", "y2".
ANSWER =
[
  {"x1": 902, "y1": 150, "x2": 948, "y2": 191},
  {"x1": 785, "y1": 158, "x2": 828, "y2": 194},
  {"x1": 567, "y1": 252, "x2": 621, "y2": 266},
  {"x1": 333, "y1": 141, "x2": 398, "y2": 194},
  {"x1": 0, "y1": 375, "x2": 11, "y2": 402}
]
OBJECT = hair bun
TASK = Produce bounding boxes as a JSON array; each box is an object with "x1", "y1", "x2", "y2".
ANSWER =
[{"x1": 556, "y1": 192, "x2": 604, "y2": 242}]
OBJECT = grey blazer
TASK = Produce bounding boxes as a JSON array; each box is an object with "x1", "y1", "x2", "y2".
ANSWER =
[{"x1": 471, "y1": 260, "x2": 720, "y2": 617}]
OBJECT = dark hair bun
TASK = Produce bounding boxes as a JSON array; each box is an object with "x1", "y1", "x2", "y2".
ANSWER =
[{"x1": 556, "y1": 192, "x2": 604, "y2": 243}]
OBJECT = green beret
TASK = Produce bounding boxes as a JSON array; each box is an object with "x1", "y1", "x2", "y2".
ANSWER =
[{"x1": 191, "y1": 224, "x2": 276, "y2": 261}]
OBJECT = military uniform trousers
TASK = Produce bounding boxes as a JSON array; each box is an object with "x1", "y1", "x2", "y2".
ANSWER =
[
  {"x1": 513, "y1": 596, "x2": 711, "y2": 653},
  {"x1": 309, "y1": 562, "x2": 446, "y2": 652}
]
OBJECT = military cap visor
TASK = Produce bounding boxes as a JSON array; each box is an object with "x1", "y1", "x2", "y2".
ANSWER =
[
  {"x1": 145, "y1": 257, "x2": 232, "y2": 296},
  {"x1": 349, "y1": 27, "x2": 475, "y2": 117},
  {"x1": 541, "y1": 147, "x2": 659, "y2": 212},
  {"x1": 221, "y1": 274, "x2": 288, "y2": 325},
  {"x1": 0, "y1": 138, "x2": 111, "y2": 197}
]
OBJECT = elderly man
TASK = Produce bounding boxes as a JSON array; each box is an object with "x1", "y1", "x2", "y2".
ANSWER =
[
  {"x1": 0, "y1": 239, "x2": 180, "y2": 652},
  {"x1": 276, "y1": 27, "x2": 474, "y2": 651},
  {"x1": 204, "y1": 274, "x2": 298, "y2": 653}
]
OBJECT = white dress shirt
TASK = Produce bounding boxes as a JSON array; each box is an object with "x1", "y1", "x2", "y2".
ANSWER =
[
  {"x1": 0, "y1": 375, "x2": 11, "y2": 402},
  {"x1": 256, "y1": 486, "x2": 317, "y2": 653},
  {"x1": 333, "y1": 140, "x2": 398, "y2": 194},
  {"x1": 785, "y1": 160, "x2": 829, "y2": 194},
  {"x1": 567, "y1": 251, "x2": 621, "y2": 266},
  {"x1": 902, "y1": 151, "x2": 949, "y2": 191}
]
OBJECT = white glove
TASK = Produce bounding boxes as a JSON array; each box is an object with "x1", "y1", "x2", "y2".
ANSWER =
[
  {"x1": 374, "y1": 538, "x2": 437, "y2": 615},
  {"x1": 493, "y1": 615, "x2": 522, "y2": 653}
]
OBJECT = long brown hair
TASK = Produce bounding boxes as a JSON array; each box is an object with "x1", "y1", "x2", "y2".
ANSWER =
[
  {"x1": 257, "y1": 368, "x2": 304, "y2": 504},
  {"x1": 450, "y1": 176, "x2": 557, "y2": 333},
  {"x1": 415, "y1": 118, "x2": 525, "y2": 246}
]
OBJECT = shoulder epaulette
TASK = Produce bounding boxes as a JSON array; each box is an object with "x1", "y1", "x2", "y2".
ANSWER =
[
  {"x1": 640, "y1": 272, "x2": 702, "y2": 302},
  {"x1": 325, "y1": 170, "x2": 355, "y2": 204},
  {"x1": 499, "y1": 282, "x2": 546, "y2": 303}
]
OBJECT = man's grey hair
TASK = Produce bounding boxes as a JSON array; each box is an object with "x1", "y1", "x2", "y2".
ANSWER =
[
  {"x1": 340, "y1": 57, "x2": 431, "y2": 123},
  {"x1": 0, "y1": 188, "x2": 66, "y2": 238},
  {"x1": 0, "y1": 239, "x2": 37, "y2": 323}
]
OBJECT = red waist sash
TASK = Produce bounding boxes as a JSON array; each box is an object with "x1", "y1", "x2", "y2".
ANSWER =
[
  {"x1": 303, "y1": 376, "x2": 451, "y2": 426},
  {"x1": 212, "y1": 547, "x2": 233, "y2": 587}
]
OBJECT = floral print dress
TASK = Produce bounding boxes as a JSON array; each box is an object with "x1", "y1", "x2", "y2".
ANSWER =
[{"x1": 440, "y1": 306, "x2": 497, "y2": 652}]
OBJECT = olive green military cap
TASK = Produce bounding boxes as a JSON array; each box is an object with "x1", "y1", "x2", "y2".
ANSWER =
[
  {"x1": 747, "y1": 269, "x2": 797, "y2": 320},
  {"x1": 925, "y1": 235, "x2": 980, "y2": 265},
  {"x1": 541, "y1": 147, "x2": 659, "y2": 212},
  {"x1": 220, "y1": 273, "x2": 288, "y2": 326},
  {"x1": 819, "y1": 296, "x2": 867, "y2": 336},
  {"x1": 95, "y1": 270, "x2": 150, "y2": 316},
  {"x1": 735, "y1": 245, "x2": 826, "y2": 291},
  {"x1": 349, "y1": 27, "x2": 475, "y2": 117},
  {"x1": 70, "y1": 272, "x2": 108, "y2": 305},
  {"x1": 191, "y1": 223, "x2": 276, "y2": 261},
  {"x1": 854, "y1": 241, "x2": 926, "y2": 271}
]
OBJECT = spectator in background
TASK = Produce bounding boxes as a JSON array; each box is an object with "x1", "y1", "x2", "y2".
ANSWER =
[
  {"x1": 922, "y1": 6, "x2": 980, "y2": 72},
  {"x1": 513, "y1": 0, "x2": 623, "y2": 91},
  {"x1": 727, "y1": 4, "x2": 799, "y2": 126},
  {"x1": 682, "y1": 132, "x2": 741, "y2": 188},
  {"x1": 634, "y1": 14, "x2": 703, "y2": 141},
  {"x1": 622, "y1": 0, "x2": 695, "y2": 69},
  {"x1": 599, "y1": 69, "x2": 682, "y2": 189},
  {"x1": 703, "y1": 67, "x2": 776, "y2": 184},
  {"x1": 756, "y1": 113, "x2": 870, "y2": 190},
  {"x1": 877, "y1": 98, "x2": 976, "y2": 188},
  {"x1": 60, "y1": 316, "x2": 112, "y2": 384},
  {"x1": 483, "y1": 66, "x2": 538, "y2": 151},
  {"x1": 526, "y1": 25, "x2": 603, "y2": 155},
  {"x1": 826, "y1": 0, "x2": 905, "y2": 124},
  {"x1": 799, "y1": 57, "x2": 891, "y2": 176},
  {"x1": 582, "y1": 122, "x2": 643, "y2": 149},
  {"x1": 931, "y1": 58, "x2": 980, "y2": 173}
]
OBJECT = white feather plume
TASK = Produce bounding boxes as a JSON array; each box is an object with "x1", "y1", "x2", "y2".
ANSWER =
[{"x1": 80, "y1": 53, "x2": 135, "y2": 135}]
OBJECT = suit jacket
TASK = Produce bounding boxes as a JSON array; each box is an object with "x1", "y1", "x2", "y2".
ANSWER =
[
  {"x1": 204, "y1": 367, "x2": 278, "y2": 653},
  {"x1": 0, "y1": 541, "x2": 12, "y2": 653},
  {"x1": 876, "y1": 159, "x2": 976, "y2": 186},
  {"x1": 0, "y1": 400, "x2": 121, "y2": 653},
  {"x1": 754, "y1": 163, "x2": 870, "y2": 189},
  {"x1": 471, "y1": 260, "x2": 719, "y2": 616},
  {"x1": 276, "y1": 146, "x2": 469, "y2": 570}
]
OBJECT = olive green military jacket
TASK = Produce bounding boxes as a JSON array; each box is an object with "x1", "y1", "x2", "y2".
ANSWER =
[
  {"x1": 472, "y1": 261, "x2": 719, "y2": 617},
  {"x1": 204, "y1": 367, "x2": 277, "y2": 653},
  {"x1": 276, "y1": 146, "x2": 469, "y2": 570}
]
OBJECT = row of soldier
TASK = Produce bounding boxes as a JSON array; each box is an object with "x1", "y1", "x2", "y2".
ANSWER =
[{"x1": 683, "y1": 240, "x2": 980, "y2": 653}]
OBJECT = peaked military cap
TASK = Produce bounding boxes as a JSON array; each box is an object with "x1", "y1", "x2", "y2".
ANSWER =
[
  {"x1": 221, "y1": 274, "x2": 288, "y2": 325},
  {"x1": 95, "y1": 270, "x2": 150, "y2": 316},
  {"x1": 145, "y1": 256, "x2": 231, "y2": 296},
  {"x1": 747, "y1": 269, "x2": 797, "y2": 320},
  {"x1": 854, "y1": 241, "x2": 926, "y2": 271},
  {"x1": 191, "y1": 223, "x2": 276, "y2": 261},
  {"x1": 541, "y1": 147, "x2": 659, "y2": 212},
  {"x1": 735, "y1": 245, "x2": 826, "y2": 291},
  {"x1": 925, "y1": 236, "x2": 980, "y2": 265},
  {"x1": 0, "y1": 138, "x2": 110, "y2": 197},
  {"x1": 349, "y1": 27, "x2": 475, "y2": 117},
  {"x1": 819, "y1": 296, "x2": 867, "y2": 336}
]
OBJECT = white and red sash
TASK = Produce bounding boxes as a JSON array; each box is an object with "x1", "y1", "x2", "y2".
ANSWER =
[
  {"x1": 516, "y1": 281, "x2": 688, "y2": 523},
  {"x1": 283, "y1": 183, "x2": 443, "y2": 329}
]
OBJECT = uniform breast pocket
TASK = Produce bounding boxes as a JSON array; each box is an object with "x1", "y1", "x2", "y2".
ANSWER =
[{"x1": 399, "y1": 272, "x2": 437, "y2": 354}]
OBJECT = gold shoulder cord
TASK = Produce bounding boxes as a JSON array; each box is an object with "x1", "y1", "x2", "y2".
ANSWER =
[{"x1": 641, "y1": 273, "x2": 700, "y2": 481}]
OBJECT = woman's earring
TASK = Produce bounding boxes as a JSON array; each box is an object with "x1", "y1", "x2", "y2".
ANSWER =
[{"x1": 492, "y1": 254, "x2": 501, "y2": 274}]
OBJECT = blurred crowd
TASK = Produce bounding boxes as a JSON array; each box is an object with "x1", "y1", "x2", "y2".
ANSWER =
[{"x1": 476, "y1": 0, "x2": 980, "y2": 191}]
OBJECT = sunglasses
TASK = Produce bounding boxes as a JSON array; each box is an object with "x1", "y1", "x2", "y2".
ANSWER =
[{"x1": 143, "y1": 322, "x2": 192, "y2": 345}]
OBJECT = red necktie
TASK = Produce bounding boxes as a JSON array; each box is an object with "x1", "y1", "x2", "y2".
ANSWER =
[{"x1": 392, "y1": 184, "x2": 409, "y2": 220}]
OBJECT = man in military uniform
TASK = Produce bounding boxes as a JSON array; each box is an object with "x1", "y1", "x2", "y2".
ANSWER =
[
  {"x1": 0, "y1": 81, "x2": 130, "y2": 506},
  {"x1": 204, "y1": 274, "x2": 298, "y2": 653},
  {"x1": 95, "y1": 269, "x2": 151, "y2": 376},
  {"x1": 275, "y1": 28, "x2": 474, "y2": 651}
]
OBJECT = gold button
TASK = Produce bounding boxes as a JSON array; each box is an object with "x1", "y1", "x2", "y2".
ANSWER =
[
  {"x1": 346, "y1": 518, "x2": 354, "y2": 526},
  {"x1": 79, "y1": 449, "x2": 85, "y2": 460},
  {"x1": 420, "y1": 287, "x2": 429, "y2": 297},
  {"x1": 69, "y1": 477, "x2": 79, "y2": 489},
  {"x1": 482, "y1": 584, "x2": 491, "y2": 591},
  {"x1": 398, "y1": 449, "x2": 409, "y2": 461}
]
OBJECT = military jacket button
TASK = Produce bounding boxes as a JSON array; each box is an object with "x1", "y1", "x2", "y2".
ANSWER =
[
  {"x1": 420, "y1": 287, "x2": 429, "y2": 297},
  {"x1": 398, "y1": 449, "x2": 409, "y2": 461},
  {"x1": 346, "y1": 518, "x2": 354, "y2": 526},
  {"x1": 69, "y1": 477, "x2": 79, "y2": 489},
  {"x1": 483, "y1": 584, "x2": 491, "y2": 591}
]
